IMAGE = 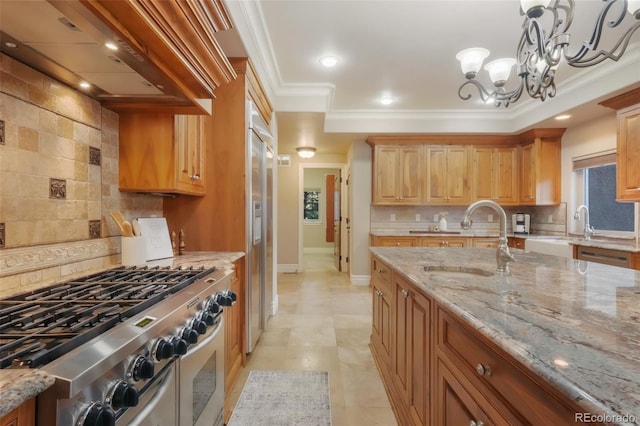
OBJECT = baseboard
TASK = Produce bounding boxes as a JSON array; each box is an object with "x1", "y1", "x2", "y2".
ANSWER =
[
  {"x1": 278, "y1": 264, "x2": 299, "y2": 273},
  {"x1": 303, "y1": 247, "x2": 334, "y2": 254},
  {"x1": 350, "y1": 274, "x2": 371, "y2": 286}
]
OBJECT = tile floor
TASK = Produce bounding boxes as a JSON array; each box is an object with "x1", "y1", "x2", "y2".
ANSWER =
[{"x1": 226, "y1": 253, "x2": 397, "y2": 425}]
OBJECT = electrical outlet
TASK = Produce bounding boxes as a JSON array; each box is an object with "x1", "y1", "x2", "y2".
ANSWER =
[
  {"x1": 488, "y1": 214, "x2": 493, "y2": 222},
  {"x1": 548, "y1": 214, "x2": 553, "y2": 223},
  {"x1": 433, "y1": 214, "x2": 439, "y2": 222},
  {"x1": 390, "y1": 214, "x2": 396, "y2": 222},
  {"x1": 415, "y1": 213, "x2": 421, "y2": 221}
]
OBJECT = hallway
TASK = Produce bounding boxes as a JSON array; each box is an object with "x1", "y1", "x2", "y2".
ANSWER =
[{"x1": 227, "y1": 253, "x2": 396, "y2": 425}]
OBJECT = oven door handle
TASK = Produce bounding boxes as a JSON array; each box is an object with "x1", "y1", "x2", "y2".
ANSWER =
[
  {"x1": 184, "y1": 317, "x2": 224, "y2": 356},
  {"x1": 125, "y1": 360, "x2": 176, "y2": 425}
]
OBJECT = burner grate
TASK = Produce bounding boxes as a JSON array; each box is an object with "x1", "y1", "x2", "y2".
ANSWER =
[{"x1": 0, "y1": 265, "x2": 216, "y2": 369}]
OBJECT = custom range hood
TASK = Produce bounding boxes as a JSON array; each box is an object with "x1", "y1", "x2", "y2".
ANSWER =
[{"x1": 0, "y1": 0, "x2": 237, "y2": 114}]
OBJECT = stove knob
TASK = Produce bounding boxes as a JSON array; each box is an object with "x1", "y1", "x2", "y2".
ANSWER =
[
  {"x1": 192, "y1": 318, "x2": 207, "y2": 335},
  {"x1": 154, "y1": 338, "x2": 174, "y2": 361},
  {"x1": 181, "y1": 327, "x2": 199, "y2": 345},
  {"x1": 206, "y1": 298, "x2": 221, "y2": 314},
  {"x1": 215, "y1": 292, "x2": 233, "y2": 307},
  {"x1": 80, "y1": 401, "x2": 116, "y2": 426},
  {"x1": 199, "y1": 311, "x2": 216, "y2": 327},
  {"x1": 132, "y1": 356, "x2": 154, "y2": 381},
  {"x1": 226, "y1": 290, "x2": 238, "y2": 303},
  {"x1": 110, "y1": 381, "x2": 139, "y2": 410},
  {"x1": 170, "y1": 336, "x2": 188, "y2": 355}
]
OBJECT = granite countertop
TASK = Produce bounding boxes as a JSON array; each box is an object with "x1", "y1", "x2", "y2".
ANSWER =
[
  {"x1": 0, "y1": 251, "x2": 245, "y2": 417},
  {"x1": 370, "y1": 247, "x2": 640, "y2": 425}
]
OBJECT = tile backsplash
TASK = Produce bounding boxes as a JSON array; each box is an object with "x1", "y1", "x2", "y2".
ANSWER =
[
  {"x1": 0, "y1": 53, "x2": 162, "y2": 297},
  {"x1": 371, "y1": 203, "x2": 567, "y2": 235}
]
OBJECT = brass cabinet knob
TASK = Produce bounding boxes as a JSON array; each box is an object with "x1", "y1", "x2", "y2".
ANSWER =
[{"x1": 476, "y1": 363, "x2": 492, "y2": 376}]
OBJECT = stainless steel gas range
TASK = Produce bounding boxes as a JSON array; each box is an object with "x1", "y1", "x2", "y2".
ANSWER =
[{"x1": 0, "y1": 265, "x2": 235, "y2": 426}]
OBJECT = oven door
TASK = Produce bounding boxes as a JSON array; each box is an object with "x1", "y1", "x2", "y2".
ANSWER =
[
  {"x1": 179, "y1": 317, "x2": 225, "y2": 426},
  {"x1": 117, "y1": 359, "x2": 178, "y2": 426}
]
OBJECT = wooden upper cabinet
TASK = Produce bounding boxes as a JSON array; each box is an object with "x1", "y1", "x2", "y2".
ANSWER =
[
  {"x1": 426, "y1": 146, "x2": 471, "y2": 204},
  {"x1": 517, "y1": 129, "x2": 564, "y2": 205},
  {"x1": 119, "y1": 113, "x2": 207, "y2": 195},
  {"x1": 616, "y1": 104, "x2": 640, "y2": 201},
  {"x1": 472, "y1": 147, "x2": 518, "y2": 205},
  {"x1": 373, "y1": 145, "x2": 424, "y2": 205}
]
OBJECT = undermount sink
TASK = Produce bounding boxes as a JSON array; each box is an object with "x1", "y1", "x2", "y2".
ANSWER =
[{"x1": 423, "y1": 265, "x2": 495, "y2": 277}]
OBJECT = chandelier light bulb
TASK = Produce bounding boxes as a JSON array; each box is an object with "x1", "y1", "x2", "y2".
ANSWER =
[
  {"x1": 456, "y1": 48, "x2": 490, "y2": 79},
  {"x1": 319, "y1": 56, "x2": 338, "y2": 67},
  {"x1": 484, "y1": 58, "x2": 517, "y2": 87},
  {"x1": 628, "y1": 0, "x2": 640, "y2": 16},
  {"x1": 521, "y1": 0, "x2": 551, "y2": 18}
]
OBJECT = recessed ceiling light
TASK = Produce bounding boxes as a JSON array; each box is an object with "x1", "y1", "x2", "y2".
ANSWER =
[
  {"x1": 4, "y1": 42, "x2": 18, "y2": 48},
  {"x1": 380, "y1": 96, "x2": 394, "y2": 105},
  {"x1": 105, "y1": 42, "x2": 118, "y2": 51},
  {"x1": 79, "y1": 81, "x2": 91, "y2": 89},
  {"x1": 555, "y1": 114, "x2": 571, "y2": 120},
  {"x1": 319, "y1": 56, "x2": 338, "y2": 67}
]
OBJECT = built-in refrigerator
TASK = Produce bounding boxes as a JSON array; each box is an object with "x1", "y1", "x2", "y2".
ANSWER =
[{"x1": 246, "y1": 101, "x2": 273, "y2": 353}]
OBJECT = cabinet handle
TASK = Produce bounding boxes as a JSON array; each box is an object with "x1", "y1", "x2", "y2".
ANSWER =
[
  {"x1": 476, "y1": 363, "x2": 492, "y2": 376},
  {"x1": 396, "y1": 242, "x2": 401, "y2": 246},
  {"x1": 401, "y1": 289, "x2": 410, "y2": 298},
  {"x1": 377, "y1": 269, "x2": 386, "y2": 274},
  {"x1": 375, "y1": 290, "x2": 382, "y2": 297},
  {"x1": 190, "y1": 174, "x2": 201, "y2": 181},
  {"x1": 470, "y1": 421, "x2": 484, "y2": 426}
]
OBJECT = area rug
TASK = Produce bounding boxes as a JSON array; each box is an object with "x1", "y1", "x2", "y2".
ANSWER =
[{"x1": 228, "y1": 370, "x2": 331, "y2": 426}]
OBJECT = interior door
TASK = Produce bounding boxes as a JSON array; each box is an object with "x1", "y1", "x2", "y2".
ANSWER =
[{"x1": 333, "y1": 172, "x2": 341, "y2": 271}]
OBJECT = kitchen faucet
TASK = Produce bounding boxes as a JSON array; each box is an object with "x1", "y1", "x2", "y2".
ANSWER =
[
  {"x1": 461, "y1": 200, "x2": 515, "y2": 273},
  {"x1": 574, "y1": 205, "x2": 595, "y2": 240}
]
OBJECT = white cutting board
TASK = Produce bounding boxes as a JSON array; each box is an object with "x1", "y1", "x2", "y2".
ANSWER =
[{"x1": 136, "y1": 217, "x2": 174, "y2": 261}]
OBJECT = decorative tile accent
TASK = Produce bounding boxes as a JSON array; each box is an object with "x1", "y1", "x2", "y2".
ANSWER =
[
  {"x1": 89, "y1": 220, "x2": 101, "y2": 238},
  {"x1": 0, "y1": 120, "x2": 4, "y2": 145},
  {"x1": 89, "y1": 146, "x2": 101, "y2": 166},
  {"x1": 0, "y1": 223, "x2": 5, "y2": 248},
  {"x1": 49, "y1": 178, "x2": 66, "y2": 199},
  {"x1": 0, "y1": 237, "x2": 119, "y2": 277}
]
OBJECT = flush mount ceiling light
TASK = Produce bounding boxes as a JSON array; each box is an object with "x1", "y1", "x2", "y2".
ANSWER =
[
  {"x1": 456, "y1": 0, "x2": 640, "y2": 107},
  {"x1": 380, "y1": 96, "x2": 395, "y2": 105},
  {"x1": 296, "y1": 147, "x2": 317, "y2": 158},
  {"x1": 319, "y1": 56, "x2": 338, "y2": 67}
]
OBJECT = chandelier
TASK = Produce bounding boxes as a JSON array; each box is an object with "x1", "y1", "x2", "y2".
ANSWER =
[{"x1": 456, "y1": 0, "x2": 640, "y2": 107}]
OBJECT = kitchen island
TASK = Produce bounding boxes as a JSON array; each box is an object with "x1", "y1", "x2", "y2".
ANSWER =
[
  {"x1": 0, "y1": 251, "x2": 244, "y2": 422},
  {"x1": 370, "y1": 247, "x2": 639, "y2": 425}
]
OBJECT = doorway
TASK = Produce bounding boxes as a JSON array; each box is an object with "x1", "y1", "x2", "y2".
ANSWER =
[{"x1": 298, "y1": 163, "x2": 347, "y2": 273}]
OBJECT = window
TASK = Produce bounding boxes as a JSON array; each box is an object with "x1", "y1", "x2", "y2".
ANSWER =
[
  {"x1": 303, "y1": 189, "x2": 321, "y2": 222},
  {"x1": 583, "y1": 163, "x2": 634, "y2": 232}
]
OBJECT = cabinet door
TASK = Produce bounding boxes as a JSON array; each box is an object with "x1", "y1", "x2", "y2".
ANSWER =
[
  {"x1": 374, "y1": 146, "x2": 401, "y2": 204},
  {"x1": 446, "y1": 146, "x2": 471, "y2": 204},
  {"x1": 392, "y1": 275, "x2": 431, "y2": 426},
  {"x1": 494, "y1": 147, "x2": 518, "y2": 204},
  {"x1": 436, "y1": 361, "x2": 498, "y2": 426},
  {"x1": 0, "y1": 397, "x2": 35, "y2": 426},
  {"x1": 421, "y1": 237, "x2": 467, "y2": 247},
  {"x1": 398, "y1": 146, "x2": 424, "y2": 204},
  {"x1": 373, "y1": 236, "x2": 419, "y2": 247},
  {"x1": 426, "y1": 146, "x2": 448, "y2": 203},
  {"x1": 617, "y1": 105, "x2": 640, "y2": 201},
  {"x1": 473, "y1": 147, "x2": 495, "y2": 200},
  {"x1": 471, "y1": 238, "x2": 498, "y2": 248},
  {"x1": 175, "y1": 115, "x2": 206, "y2": 194},
  {"x1": 372, "y1": 281, "x2": 392, "y2": 367},
  {"x1": 519, "y1": 143, "x2": 535, "y2": 204}
]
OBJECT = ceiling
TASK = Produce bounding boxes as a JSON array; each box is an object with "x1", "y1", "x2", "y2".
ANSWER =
[{"x1": 219, "y1": 0, "x2": 640, "y2": 157}]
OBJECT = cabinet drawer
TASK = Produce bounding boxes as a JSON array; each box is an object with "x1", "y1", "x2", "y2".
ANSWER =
[
  {"x1": 372, "y1": 257, "x2": 391, "y2": 292},
  {"x1": 437, "y1": 308, "x2": 578, "y2": 426}
]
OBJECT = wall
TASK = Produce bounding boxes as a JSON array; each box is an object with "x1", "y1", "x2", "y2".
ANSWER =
[
  {"x1": 348, "y1": 141, "x2": 372, "y2": 284},
  {"x1": 303, "y1": 167, "x2": 339, "y2": 251},
  {"x1": 0, "y1": 54, "x2": 162, "y2": 297},
  {"x1": 276, "y1": 153, "x2": 346, "y2": 271}
]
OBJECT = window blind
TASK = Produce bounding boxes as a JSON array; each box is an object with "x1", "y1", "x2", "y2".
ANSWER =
[{"x1": 572, "y1": 151, "x2": 616, "y2": 170}]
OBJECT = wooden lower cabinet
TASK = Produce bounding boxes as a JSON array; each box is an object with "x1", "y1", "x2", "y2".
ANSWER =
[
  {"x1": 370, "y1": 254, "x2": 595, "y2": 426},
  {"x1": 370, "y1": 235, "x2": 419, "y2": 247},
  {"x1": 420, "y1": 237, "x2": 467, "y2": 248},
  {"x1": 224, "y1": 257, "x2": 246, "y2": 423},
  {"x1": 371, "y1": 257, "x2": 393, "y2": 368},
  {"x1": 0, "y1": 398, "x2": 34, "y2": 426},
  {"x1": 508, "y1": 236, "x2": 525, "y2": 249}
]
